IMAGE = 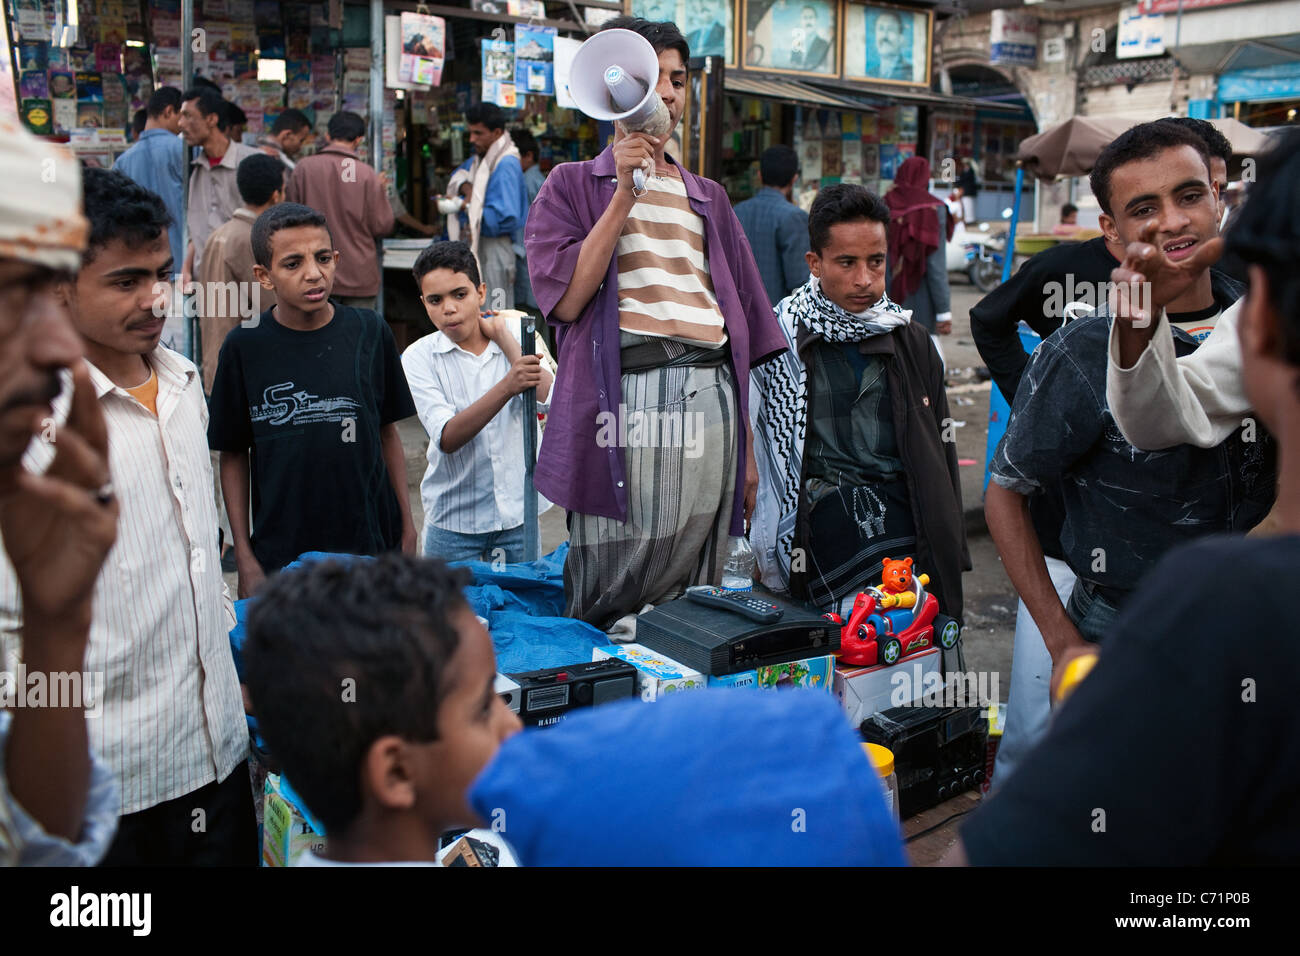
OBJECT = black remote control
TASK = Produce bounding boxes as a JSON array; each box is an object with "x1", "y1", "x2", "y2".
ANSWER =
[{"x1": 685, "y1": 586, "x2": 784, "y2": 624}]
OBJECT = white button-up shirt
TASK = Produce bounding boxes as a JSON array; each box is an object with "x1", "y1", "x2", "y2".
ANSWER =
[
  {"x1": 401, "y1": 328, "x2": 551, "y2": 535},
  {"x1": 0, "y1": 346, "x2": 247, "y2": 815}
]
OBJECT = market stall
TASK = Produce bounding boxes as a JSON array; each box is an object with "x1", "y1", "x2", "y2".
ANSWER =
[{"x1": 228, "y1": 543, "x2": 991, "y2": 867}]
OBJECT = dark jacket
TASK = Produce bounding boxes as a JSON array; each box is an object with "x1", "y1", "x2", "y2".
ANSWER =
[
  {"x1": 970, "y1": 236, "x2": 1118, "y2": 403},
  {"x1": 791, "y1": 320, "x2": 970, "y2": 621},
  {"x1": 990, "y1": 269, "x2": 1271, "y2": 607}
]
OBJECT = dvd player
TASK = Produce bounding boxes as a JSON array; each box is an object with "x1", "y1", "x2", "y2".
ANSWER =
[{"x1": 635, "y1": 593, "x2": 838, "y2": 676}]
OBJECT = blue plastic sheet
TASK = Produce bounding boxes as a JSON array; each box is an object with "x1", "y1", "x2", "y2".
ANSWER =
[{"x1": 229, "y1": 544, "x2": 605, "y2": 682}]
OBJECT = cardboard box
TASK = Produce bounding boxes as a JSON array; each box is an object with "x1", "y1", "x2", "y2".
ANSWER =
[
  {"x1": 707, "y1": 655, "x2": 835, "y2": 693},
  {"x1": 592, "y1": 643, "x2": 706, "y2": 701},
  {"x1": 834, "y1": 647, "x2": 941, "y2": 727},
  {"x1": 262, "y1": 773, "x2": 326, "y2": 867}
]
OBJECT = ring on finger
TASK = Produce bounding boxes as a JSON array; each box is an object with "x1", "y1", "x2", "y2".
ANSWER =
[{"x1": 94, "y1": 481, "x2": 115, "y2": 506}]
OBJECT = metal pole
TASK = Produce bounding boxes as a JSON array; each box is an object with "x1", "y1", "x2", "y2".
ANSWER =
[
  {"x1": 1002, "y1": 164, "x2": 1024, "y2": 283},
  {"x1": 370, "y1": 0, "x2": 385, "y2": 318},
  {"x1": 520, "y1": 314, "x2": 539, "y2": 562},
  {"x1": 182, "y1": 0, "x2": 194, "y2": 360}
]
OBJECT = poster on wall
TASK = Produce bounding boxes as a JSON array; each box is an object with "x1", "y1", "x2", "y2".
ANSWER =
[
  {"x1": 481, "y1": 37, "x2": 517, "y2": 108},
  {"x1": 554, "y1": 34, "x2": 581, "y2": 109},
  {"x1": 841, "y1": 135, "x2": 863, "y2": 183},
  {"x1": 743, "y1": 0, "x2": 837, "y2": 76},
  {"x1": 514, "y1": 25, "x2": 556, "y2": 96},
  {"x1": 861, "y1": 144, "x2": 879, "y2": 180},
  {"x1": 399, "y1": 11, "x2": 446, "y2": 86},
  {"x1": 632, "y1": 0, "x2": 734, "y2": 65},
  {"x1": 843, "y1": 3, "x2": 931, "y2": 85}
]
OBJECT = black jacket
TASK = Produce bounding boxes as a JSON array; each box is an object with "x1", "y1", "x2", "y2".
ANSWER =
[
  {"x1": 970, "y1": 236, "x2": 1119, "y2": 404},
  {"x1": 791, "y1": 320, "x2": 971, "y2": 621}
]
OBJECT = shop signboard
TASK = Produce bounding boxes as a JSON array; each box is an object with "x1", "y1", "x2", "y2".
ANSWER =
[
  {"x1": 1117, "y1": 5, "x2": 1165, "y2": 60},
  {"x1": 989, "y1": 9, "x2": 1038, "y2": 68}
]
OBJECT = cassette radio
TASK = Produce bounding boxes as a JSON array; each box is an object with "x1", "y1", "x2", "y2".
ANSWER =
[{"x1": 507, "y1": 659, "x2": 638, "y2": 726}]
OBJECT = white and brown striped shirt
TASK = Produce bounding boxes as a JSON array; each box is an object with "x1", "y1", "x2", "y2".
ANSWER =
[
  {"x1": 617, "y1": 168, "x2": 729, "y2": 347},
  {"x1": 0, "y1": 347, "x2": 247, "y2": 815}
]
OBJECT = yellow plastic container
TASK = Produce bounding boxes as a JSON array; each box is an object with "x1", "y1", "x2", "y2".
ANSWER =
[{"x1": 863, "y1": 742, "x2": 899, "y2": 822}]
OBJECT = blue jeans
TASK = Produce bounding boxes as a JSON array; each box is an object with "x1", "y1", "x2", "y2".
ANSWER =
[
  {"x1": 1065, "y1": 580, "x2": 1123, "y2": 645},
  {"x1": 423, "y1": 523, "x2": 525, "y2": 564}
]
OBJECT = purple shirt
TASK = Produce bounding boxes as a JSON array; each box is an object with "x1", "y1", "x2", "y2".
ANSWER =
[{"x1": 525, "y1": 147, "x2": 788, "y2": 534}]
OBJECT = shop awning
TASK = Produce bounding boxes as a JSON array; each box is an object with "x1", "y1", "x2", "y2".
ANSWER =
[
  {"x1": 808, "y1": 78, "x2": 1028, "y2": 114},
  {"x1": 723, "y1": 74, "x2": 878, "y2": 113}
]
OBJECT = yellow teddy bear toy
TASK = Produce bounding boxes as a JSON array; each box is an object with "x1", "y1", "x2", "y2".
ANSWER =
[{"x1": 877, "y1": 556, "x2": 931, "y2": 610}]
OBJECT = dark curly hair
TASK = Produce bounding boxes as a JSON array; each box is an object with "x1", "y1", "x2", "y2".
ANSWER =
[
  {"x1": 808, "y1": 183, "x2": 890, "y2": 255},
  {"x1": 599, "y1": 15, "x2": 690, "y2": 63},
  {"x1": 1166, "y1": 116, "x2": 1233, "y2": 165},
  {"x1": 81, "y1": 167, "x2": 172, "y2": 265},
  {"x1": 235, "y1": 153, "x2": 286, "y2": 208},
  {"x1": 250, "y1": 202, "x2": 333, "y2": 268},
  {"x1": 243, "y1": 554, "x2": 475, "y2": 834},
  {"x1": 412, "y1": 239, "x2": 480, "y2": 288},
  {"x1": 1224, "y1": 128, "x2": 1300, "y2": 375},
  {"x1": 1090, "y1": 119, "x2": 1210, "y2": 216}
]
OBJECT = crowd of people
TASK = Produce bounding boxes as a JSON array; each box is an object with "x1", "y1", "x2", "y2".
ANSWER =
[{"x1": 1, "y1": 15, "x2": 1297, "y2": 868}]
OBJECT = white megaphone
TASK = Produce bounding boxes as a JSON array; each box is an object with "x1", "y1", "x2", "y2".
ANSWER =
[{"x1": 567, "y1": 29, "x2": 673, "y2": 193}]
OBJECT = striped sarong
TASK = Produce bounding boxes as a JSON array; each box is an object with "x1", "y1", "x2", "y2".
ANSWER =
[{"x1": 564, "y1": 357, "x2": 738, "y2": 630}]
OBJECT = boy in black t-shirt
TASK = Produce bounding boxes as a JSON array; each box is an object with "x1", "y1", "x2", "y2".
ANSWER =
[
  {"x1": 954, "y1": 130, "x2": 1300, "y2": 866},
  {"x1": 208, "y1": 203, "x2": 418, "y2": 597}
]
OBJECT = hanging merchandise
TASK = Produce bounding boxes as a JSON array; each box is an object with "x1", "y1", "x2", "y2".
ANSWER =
[
  {"x1": 15, "y1": 1, "x2": 45, "y2": 40},
  {"x1": 399, "y1": 11, "x2": 446, "y2": 86},
  {"x1": 481, "y1": 36, "x2": 516, "y2": 108},
  {"x1": 286, "y1": 59, "x2": 313, "y2": 109},
  {"x1": 514, "y1": 25, "x2": 556, "y2": 98},
  {"x1": 254, "y1": 0, "x2": 286, "y2": 58},
  {"x1": 21, "y1": 97, "x2": 53, "y2": 134},
  {"x1": 342, "y1": 68, "x2": 370, "y2": 117}
]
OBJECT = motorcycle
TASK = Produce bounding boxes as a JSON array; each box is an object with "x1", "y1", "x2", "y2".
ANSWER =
[{"x1": 947, "y1": 222, "x2": 1007, "y2": 294}]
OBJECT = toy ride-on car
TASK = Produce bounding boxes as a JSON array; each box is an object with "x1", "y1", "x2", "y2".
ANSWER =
[{"x1": 822, "y1": 566, "x2": 961, "y2": 668}]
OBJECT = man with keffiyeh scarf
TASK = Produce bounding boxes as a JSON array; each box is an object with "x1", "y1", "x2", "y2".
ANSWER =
[{"x1": 749, "y1": 184, "x2": 969, "y2": 622}]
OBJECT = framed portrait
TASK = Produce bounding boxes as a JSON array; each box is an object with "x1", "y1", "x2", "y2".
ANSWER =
[
  {"x1": 843, "y1": 2, "x2": 931, "y2": 86},
  {"x1": 742, "y1": 0, "x2": 838, "y2": 77},
  {"x1": 631, "y1": 0, "x2": 736, "y2": 67}
]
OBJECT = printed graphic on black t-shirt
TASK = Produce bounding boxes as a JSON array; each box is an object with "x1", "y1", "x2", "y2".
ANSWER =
[
  {"x1": 207, "y1": 305, "x2": 417, "y2": 571},
  {"x1": 249, "y1": 383, "x2": 363, "y2": 427}
]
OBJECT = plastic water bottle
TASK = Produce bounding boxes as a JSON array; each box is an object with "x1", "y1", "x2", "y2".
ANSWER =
[{"x1": 721, "y1": 536, "x2": 755, "y2": 591}]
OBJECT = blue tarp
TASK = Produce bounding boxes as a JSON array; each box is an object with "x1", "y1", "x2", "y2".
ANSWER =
[{"x1": 229, "y1": 544, "x2": 605, "y2": 681}]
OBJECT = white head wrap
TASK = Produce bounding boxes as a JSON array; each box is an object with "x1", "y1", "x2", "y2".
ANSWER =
[{"x1": 0, "y1": 114, "x2": 88, "y2": 271}]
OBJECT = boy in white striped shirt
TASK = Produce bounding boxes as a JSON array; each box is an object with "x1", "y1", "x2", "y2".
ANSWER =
[{"x1": 402, "y1": 241, "x2": 553, "y2": 563}]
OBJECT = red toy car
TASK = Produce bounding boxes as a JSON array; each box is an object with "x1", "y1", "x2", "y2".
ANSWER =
[{"x1": 823, "y1": 573, "x2": 960, "y2": 668}]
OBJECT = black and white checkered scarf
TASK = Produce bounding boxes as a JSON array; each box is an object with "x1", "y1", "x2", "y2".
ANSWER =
[{"x1": 749, "y1": 277, "x2": 910, "y2": 591}]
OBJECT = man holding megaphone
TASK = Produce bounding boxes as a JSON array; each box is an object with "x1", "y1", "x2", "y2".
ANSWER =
[{"x1": 525, "y1": 17, "x2": 787, "y2": 629}]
